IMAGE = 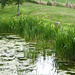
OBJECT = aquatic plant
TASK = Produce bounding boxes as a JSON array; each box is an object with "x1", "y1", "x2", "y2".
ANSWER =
[
  {"x1": 0, "y1": 15, "x2": 58, "y2": 41},
  {"x1": 0, "y1": 18, "x2": 12, "y2": 33},
  {"x1": 55, "y1": 28, "x2": 75, "y2": 60},
  {"x1": 0, "y1": 15, "x2": 75, "y2": 61}
]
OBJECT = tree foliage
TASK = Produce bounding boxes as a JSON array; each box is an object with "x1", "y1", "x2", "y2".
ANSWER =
[
  {"x1": 1, "y1": 0, "x2": 23, "y2": 15},
  {"x1": 1, "y1": 0, "x2": 23, "y2": 7}
]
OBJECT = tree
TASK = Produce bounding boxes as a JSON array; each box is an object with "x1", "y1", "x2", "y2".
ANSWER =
[
  {"x1": 1, "y1": 0, "x2": 23, "y2": 15},
  {"x1": 66, "y1": 0, "x2": 68, "y2": 7}
]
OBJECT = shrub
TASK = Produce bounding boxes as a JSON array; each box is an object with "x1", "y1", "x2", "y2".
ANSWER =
[
  {"x1": 56, "y1": 3, "x2": 64, "y2": 7},
  {"x1": 47, "y1": 1, "x2": 53, "y2": 6}
]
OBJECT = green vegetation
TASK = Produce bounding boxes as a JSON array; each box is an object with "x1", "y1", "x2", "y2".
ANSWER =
[
  {"x1": 55, "y1": 28, "x2": 75, "y2": 60},
  {"x1": 0, "y1": 15, "x2": 58, "y2": 41},
  {"x1": 0, "y1": 2, "x2": 75, "y2": 60},
  {"x1": 1, "y1": 0, "x2": 23, "y2": 15},
  {"x1": 37, "y1": 0, "x2": 75, "y2": 4}
]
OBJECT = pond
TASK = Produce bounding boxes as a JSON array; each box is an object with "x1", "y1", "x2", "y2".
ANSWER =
[{"x1": 0, "y1": 34, "x2": 75, "y2": 75}]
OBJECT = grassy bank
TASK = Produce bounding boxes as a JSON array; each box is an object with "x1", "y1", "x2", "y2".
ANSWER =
[
  {"x1": 37, "y1": 0, "x2": 75, "y2": 4},
  {"x1": 0, "y1": 2, "x2": 75, "y2": 60},
  {"x1": 0, "y1": 2, "x2": 75, "y2": 29}
]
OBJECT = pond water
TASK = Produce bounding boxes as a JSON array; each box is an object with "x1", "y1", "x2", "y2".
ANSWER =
[{"x1": 0, "y1": 34, "x2": 75, "y2": 75}]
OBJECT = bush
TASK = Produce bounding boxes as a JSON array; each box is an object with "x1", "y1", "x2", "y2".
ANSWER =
[
  {"x1": 24, "y1": 0, "x2": 32, "y2": 2},
  {"x1": 47, "y1": 1, "x2": 53, "y2": 6},
  {"x1": 56, "y1": 3, "x2": 64, "y2": 7}
]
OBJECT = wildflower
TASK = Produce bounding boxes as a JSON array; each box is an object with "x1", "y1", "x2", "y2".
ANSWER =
[
  {"x1": 38, "y1": 21, "x2": 41, "y2": 24},
  {"x1": 58, "y1": 22, "x2": 60, "y2": 24},
  {"x1": 37, "y1": 16, "x2": 39, "y2": 20},
  {"x1": 42, "y1": 17, "x2": 45, "y2": 20},
  {"x1": 14, "y1": 19, "x2": 17, "y2": 21},
  {"x1": 55, "y1": 22, "x2": 60, "y2": 25},
  {"x1": 13, "y1": 16, "x2": 17, "y2": 21},
  {"x1": 52, "y1": 25, "x2": 55, "y2": 30},
  {"x1": 53, "y1": 25, "x2": 55, "y2": 28},
  {"x1": 13, "y1": 16, "x2": 16, "y2": 19},
  {"x1": 22, "y1": 14, "x2": 23, "y2": 17},
  {"x1": 68, "y1": 23, "x2": 70, "y2": 26},
  {"x1": 22, "y1": 19, "x2": 24, "y2": 21}
]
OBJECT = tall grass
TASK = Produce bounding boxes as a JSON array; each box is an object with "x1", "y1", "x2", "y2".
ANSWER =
[
  {"x1": 0, "y1": 18, "x2": 13, "y2": 33},
  {"x1": 55, "y1": 27, "x2": 75, "y2": 61},
  {"x1": 0, "y1": 15, "x2": 58, "y2": 41},
  {"x1": 0, "y1": 15, "x2": 75, "y2": 61}
]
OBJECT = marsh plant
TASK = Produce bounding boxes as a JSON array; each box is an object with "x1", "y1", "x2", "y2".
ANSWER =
[
  {"x1": 0, "y1": 15, "x2": 58, "y2": 41},
  {"x1": 0, "y1": 18, "x2": 13, "y2": 33},
  {"x1": 1, "y1": 15, "x2": 75, "y2": 61},
  {"x1": 55, "y1": 28, "x2": 75, "y2": 60}
]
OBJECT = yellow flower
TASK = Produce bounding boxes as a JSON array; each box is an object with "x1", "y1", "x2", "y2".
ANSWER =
[
  {"x1": 38, "y1": 21, "x2": 41, "y2": 24},
  {"x1": 22, "y1": 14, "x2": 23, "y2": 17},
  {"x1": 22, "y1": 19, "x2": 24, "y2": 21},
  {"x1": 42, "y1": 17, "x2": 45, "y2": 20},
  {"x1": 68, "y1": 23, "x2": 71, "y2": 26},
  {"x1": 53, "y1": 25, "x2": 55, "y2": 28},
  {"x1": 58, "y1": 22, "x2": 60, "y2": 24},
  {"x1": 42, "y1": 17, "x2": 44, "y2": 19},
  {"x1": 37, "y1": 16, "x2": 39, "y2": 20},
  {"x1": 14, "y1": 19, "x2": 17, "y2": 21},
  {"x1": 13, "y1": 16, "x2": 16, "y2": 19},
  {"x1": 13, "y1": 16, "x2": 17, "y2": 21}
]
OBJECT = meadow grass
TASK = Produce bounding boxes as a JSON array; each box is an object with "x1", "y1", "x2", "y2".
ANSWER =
[
  {"x1": 0, "y1": 2, "x2": 75, "y2": 30},
  {"x1": 0, "y1": 2, "x2": 75, "y2": 60},
  {"x1": 36, "y1": 0, "x2": 75, "y2": 4}
]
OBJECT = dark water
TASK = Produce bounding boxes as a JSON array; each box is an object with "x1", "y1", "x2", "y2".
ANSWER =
[{"x1": 0, "y1": 35, "x2": 75, "y2": 75}]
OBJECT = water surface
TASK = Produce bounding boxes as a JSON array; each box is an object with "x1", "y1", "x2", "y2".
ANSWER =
[{"x1": 0, "y1": 35, "x2": 75, "y2": 75}]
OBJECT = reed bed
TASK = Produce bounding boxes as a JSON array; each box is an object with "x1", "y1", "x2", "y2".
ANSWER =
[
  {"x1": 55, "y1": 27, "x2": 75, "y2": 60},
  {"x1": 0, "y1": 15, "x2": 75, "y2": 60},
  {"x1": 0, "y1": 15, "x2": 58, "y2": 41}
]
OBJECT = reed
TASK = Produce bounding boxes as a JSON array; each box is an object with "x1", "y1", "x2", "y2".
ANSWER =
[
  {"x1": 0, "y1": 15, "x2": 58, "y2": 41},
  {"x1": 0, "y1": 15, "x2": 75, "y2": 61},
  {"x1": 0, "y1": 18, "x2": 12, "y2": 33},
  {"x1": 55, "y1": 27, "x2": 75, "y2": 60}
]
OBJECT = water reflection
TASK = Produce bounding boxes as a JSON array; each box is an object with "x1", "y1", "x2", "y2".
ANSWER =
[{"x1": 0, "y1": 35, "x2": 75, "y2": 75}]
